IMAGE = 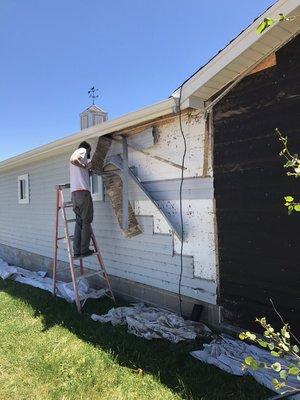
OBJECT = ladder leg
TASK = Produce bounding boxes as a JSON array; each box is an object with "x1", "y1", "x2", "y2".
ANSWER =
[
  {"x1": 60, "y1": 190, "x2": 82, "y2": 313},
  {"x1": 91, "y1": 231, "x2": 116, "y2": 304},
  {"x1": 52, "y1": 188, "x2": 60, "y2": 296}
]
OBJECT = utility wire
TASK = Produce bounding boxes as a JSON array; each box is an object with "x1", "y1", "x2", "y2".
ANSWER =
[{"x1": 178, "y1": 85, "x2": 187, "y2": 318}]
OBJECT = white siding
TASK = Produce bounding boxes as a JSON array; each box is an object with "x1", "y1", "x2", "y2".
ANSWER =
[{"x1": 0, "y1": 113, "x2": 217, "y2": 304}]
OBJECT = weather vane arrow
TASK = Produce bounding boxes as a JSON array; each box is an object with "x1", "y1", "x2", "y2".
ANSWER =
[{"x1": 88, "y1": 86, "x2": 99, "y2": 105}]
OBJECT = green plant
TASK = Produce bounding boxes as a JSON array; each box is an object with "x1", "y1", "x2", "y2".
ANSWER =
[
  {"x1": 239, "y1": 316, "x2": 300, "y2": 394},
  {"x1": 276, "y1": 128, "x2": 300, "y2": 214}
]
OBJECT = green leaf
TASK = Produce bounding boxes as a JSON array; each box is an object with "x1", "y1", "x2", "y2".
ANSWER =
[
  {"x1": 279, "y1": 370, "x2": 287, "y2": 380},
  {"x1": 293, "y1": 345, "x2": 299, "y2": 353},
  {"x1": 281, "y1": 327, "x2": 290, "y2": 339},
  {"x1": 279, "y1": 13, "x2": 286, "y2": 21},
  {"x1": 257, "y1": 339, "x2": 268, "y2": 348},
  {"x1": 256, "y1": 18, "x2": 275, "y2": 34},
  {"x1": 271, "y1": 362, "x2": 282, "y2": 372},
  {"x1": 284, "y1": 196, "x2": 294, "y2": 202},
  {"x1": 239, "y1": 332, "x2": 246, "y2": 340},
  {"x1": 288, "y1": 205, "x2": 294, "y2": 215},
  {"x1": 245, "y1": 356, "x2": 255, "y2": 366},
  {"x1": 256, "y1": 20, "x2": 267, "y2": 34},
  {"x1": 281, "y1": 343, "x2": 289, "y2": 352},
  {"x1": 245, "y1": 331, "x2": 256, "y2": 341},
  {"x1": 268, "y1": 342, "x2": 275, "y2": 351},
  {"x1": 294, "y1": 205, "x2": 300, "y2": 211},
  {"x1": 266, "y1": 18, "x2": 275, "y2": 26},
  {"x1": 288, "y1": 367, "x2": 300, "y2": 375},
  {"x1": 272, "y1": 378, "x2": 286, "y2": 389},
  {"x1": 271, "y1": 351, "x2": 280, "y2": 357}
]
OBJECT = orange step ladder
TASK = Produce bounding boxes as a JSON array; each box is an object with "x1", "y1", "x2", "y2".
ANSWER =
[{"x1": 52, "y1": 183, "x2": 115, "y2": 312}]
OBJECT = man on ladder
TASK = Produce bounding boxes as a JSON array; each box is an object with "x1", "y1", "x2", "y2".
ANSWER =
[{"x1": 70, "y1": 141, "x2": 94, "y2": 259}]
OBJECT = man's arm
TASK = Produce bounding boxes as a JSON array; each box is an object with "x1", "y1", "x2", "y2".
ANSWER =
[
  {"x1": 70, "y1": 158, "x2": 87, "y2": 168},
  {"x1": 70, "y1": 149, "x2": 91, "y2": 169}
]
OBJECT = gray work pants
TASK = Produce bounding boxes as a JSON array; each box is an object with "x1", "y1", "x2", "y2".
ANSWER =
[{"x1": 71, "y1": 190, "x2": 94, "y2": 255}]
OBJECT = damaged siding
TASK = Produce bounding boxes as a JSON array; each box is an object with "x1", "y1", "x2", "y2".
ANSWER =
[{"x1": 111, "y1": 112, "x2": 217, "y2": 282}]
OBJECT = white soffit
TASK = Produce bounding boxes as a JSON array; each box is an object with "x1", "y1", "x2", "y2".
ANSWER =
[{"x1": 179, "y1": 0, "x2": 300, "y2": 103}]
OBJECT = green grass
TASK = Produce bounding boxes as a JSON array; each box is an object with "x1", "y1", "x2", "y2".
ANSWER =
[{"x1": 0, "y1": 280, "x2": 272, "y2": 400}]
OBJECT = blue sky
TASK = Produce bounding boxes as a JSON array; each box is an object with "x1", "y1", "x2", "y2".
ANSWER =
[{"x1": 0, "y1": 0, "x2": 274, "y2": 161}]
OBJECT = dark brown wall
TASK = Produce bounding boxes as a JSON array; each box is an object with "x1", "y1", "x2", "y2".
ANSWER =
[{"x1": 213, "y1": 34, "x2": 300, "y2": 335}]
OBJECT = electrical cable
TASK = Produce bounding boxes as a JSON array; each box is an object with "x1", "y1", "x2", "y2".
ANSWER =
[{"x1": 178, "y1": 85, "x2": 187, "y2": 318}]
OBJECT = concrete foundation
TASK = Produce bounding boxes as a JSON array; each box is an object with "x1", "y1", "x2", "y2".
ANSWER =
[{"x1": 0, "y1": 243, "x2": 221, "y2": 328}]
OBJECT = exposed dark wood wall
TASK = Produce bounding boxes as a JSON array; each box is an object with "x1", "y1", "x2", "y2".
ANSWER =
[{"x1": 213, "y1": 34, "x2": 300, "y2": 335}]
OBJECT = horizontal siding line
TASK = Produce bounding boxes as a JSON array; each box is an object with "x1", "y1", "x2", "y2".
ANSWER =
[
  {"x1": 0, "y1": 232, "x2": 174, "y2": 257},
  {"x1": 0, "y1": 235, "x2": 193, "y2": 267},
  {"x1": 0, "y1": 233, "x2": 173, "y2": 254},
  {"x1": 0, "y1": 225, "x2": 172, "y2": 246},
  {"x1": 89, "y1": 252, "x2": 194, "y2": 278},
  {"x1": 0, "y1": 227, "x2": 151, "y2": 242},
  {"x1": 103, "y1": 259, "x2": 212, "y2": 291}
]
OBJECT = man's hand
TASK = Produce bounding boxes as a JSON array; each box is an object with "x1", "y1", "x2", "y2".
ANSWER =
[{"x1": 71, "y1": 159, "x2": 86, "y2": 169}]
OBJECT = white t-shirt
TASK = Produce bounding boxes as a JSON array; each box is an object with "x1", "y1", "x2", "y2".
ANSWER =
[{"x1": 70, "y1": 148, "x2": 90, "y2": 192}]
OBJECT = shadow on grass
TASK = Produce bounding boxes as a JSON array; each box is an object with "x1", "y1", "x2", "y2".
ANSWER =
[{"x1": 0, "y1": 279, "x2": 272, "y2": 400}]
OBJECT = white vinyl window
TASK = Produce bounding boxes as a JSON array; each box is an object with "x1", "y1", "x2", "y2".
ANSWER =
[
  {"x1": 18, "y1": 174, "x2": 30, "y2": 204},
  {"x1": 90, "y1": 173, "x2": 104, "y2": 201}
]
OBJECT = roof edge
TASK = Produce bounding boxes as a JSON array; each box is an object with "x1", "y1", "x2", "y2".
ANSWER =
[
  {"x1": 0, "y1": 98, "x2": 175, "y2": 172},
  {"x1": 175, "y1": 0, "x2": 299, "y2": 103}
]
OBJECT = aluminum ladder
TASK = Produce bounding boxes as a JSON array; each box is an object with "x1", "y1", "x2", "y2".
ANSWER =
[{"x1": 52, "y1": 183, "x2": 115, "y2": 312}]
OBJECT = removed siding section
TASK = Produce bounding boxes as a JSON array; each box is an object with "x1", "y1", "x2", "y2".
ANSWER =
[{"x1": 213, "y1": 35, "x2": 300, "y2": 334}]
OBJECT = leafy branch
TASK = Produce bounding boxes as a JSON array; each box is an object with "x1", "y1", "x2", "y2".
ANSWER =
[
  {"x1": 239, "y1": 318, "x2": 300, "y2": 393},
  {"x1": 256, "y1": 14, "x2": 297, "y2": 34},
  {"x1": 277, "y1": 128, "x2": 300, "y2": 214}
]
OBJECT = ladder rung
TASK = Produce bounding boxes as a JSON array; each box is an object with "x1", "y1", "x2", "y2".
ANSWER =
[
  {"x1": 63, "y1": 201, "x2": 73, "y2": 208},
  {"x1": 56, "y1": 183, "x2": 70, "y2": 189},
  {"x1": 57, "y1": 235, "x2": 74, "y2": 241},
  {"x1": 66, "y1": 219, "x2": 76, "y2": 223},
  {"x1": 73, "y1": 252, "x2": 99, "y2": 260}
]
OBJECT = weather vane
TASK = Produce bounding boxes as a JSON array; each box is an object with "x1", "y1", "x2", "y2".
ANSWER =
[{"x1": 88, "y1": 86, "x2": 99, "y2": 105}]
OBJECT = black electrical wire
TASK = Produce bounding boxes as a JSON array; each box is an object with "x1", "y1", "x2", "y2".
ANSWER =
[{"x1": 178, "y1": 85, "x2": 187, "y2": 318}]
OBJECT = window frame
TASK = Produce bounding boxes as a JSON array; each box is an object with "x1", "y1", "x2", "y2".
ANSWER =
[
  {"x1": 90, "y1": 173, "x2": 104, "y2": 201},
  {"x1": 18, "y1": 174, "x2": 30, "y2": 204}
]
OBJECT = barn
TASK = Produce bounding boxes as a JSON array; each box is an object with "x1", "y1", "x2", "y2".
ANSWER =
[{"x1": 0, "y1": 0, "x2": 299, "y2": 332}]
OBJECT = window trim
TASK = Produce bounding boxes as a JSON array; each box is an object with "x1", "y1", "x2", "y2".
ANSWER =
[
  {"x1": 18, "y1": 174, "x2": 30, "y2": 204},
  {"x1": 90, "y1": 173, "x2": 104, "y2": 201}
]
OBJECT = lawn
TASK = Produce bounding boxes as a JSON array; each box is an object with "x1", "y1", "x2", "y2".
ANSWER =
[{"x1": 0, "y1": 279, "x2": 272, "y2": 400}]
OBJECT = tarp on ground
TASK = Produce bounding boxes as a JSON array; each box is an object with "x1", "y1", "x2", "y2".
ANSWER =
[
  {"x1": 91, "y1": 302, "x2": 212, "y2": 343},
  {"x1": 191, "y1": 334, "x2": 300, "y2": 399},
  {"x1": 0, "y1": 258, "x2": 106, "y2": 302}
]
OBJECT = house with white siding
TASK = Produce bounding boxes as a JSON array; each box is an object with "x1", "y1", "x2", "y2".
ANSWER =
[{"x1": 0, "y1": 0, "x2": 299, "y2": 329}]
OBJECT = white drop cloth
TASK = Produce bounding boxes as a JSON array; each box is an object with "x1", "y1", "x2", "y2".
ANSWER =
[
  {"x1": 191, "y1": 334, "x2": 300, "y2": 399},
  {"x1": 0, "y1": 258, "x2": 105, "y2": 303},
  {"x1": 91, "y1": 302, "x2": 211, "y2": 343}
]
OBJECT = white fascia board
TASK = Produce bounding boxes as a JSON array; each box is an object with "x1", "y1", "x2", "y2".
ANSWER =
[
  {"x1": 178, "y1": 0, "x2": 300, "y2": 103},
  {"x1": 0, "y1": 98, "x2": 174, "y2": 172}
]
